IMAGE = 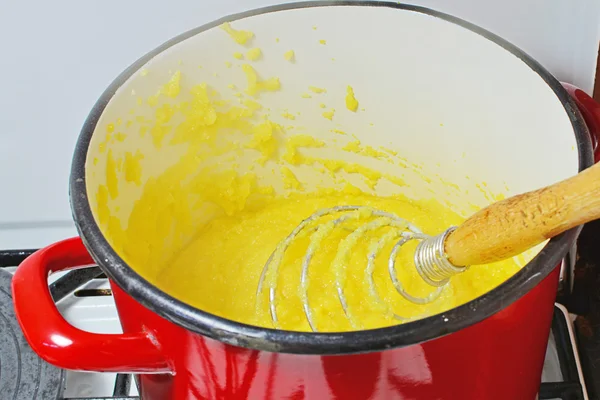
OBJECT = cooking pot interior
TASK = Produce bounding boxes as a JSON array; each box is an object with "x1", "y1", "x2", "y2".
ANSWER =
[{"x1": 83, "y1": 5, "x2": 579, "y2": 329}]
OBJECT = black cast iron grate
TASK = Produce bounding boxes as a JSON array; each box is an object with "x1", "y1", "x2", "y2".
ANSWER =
[{"x1": 0, "y1": 249, "x2": 587, "y2": 400}]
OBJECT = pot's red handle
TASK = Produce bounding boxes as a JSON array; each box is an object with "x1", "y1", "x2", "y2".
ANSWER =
[
  {"x1": 12, "y1": 237, "x2": 172, "y2": 373},
  {"x1": 562, "y1": 83, "x2": 600, "y2": 163}
]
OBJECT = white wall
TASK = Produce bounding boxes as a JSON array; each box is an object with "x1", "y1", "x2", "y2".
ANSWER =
[{"x1": 0, "y1": 0, "x2": 599, "y2": 248}]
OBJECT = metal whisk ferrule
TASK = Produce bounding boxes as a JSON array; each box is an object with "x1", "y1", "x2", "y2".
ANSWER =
[{"x1": 414, "y1": 227, "x2": 467, "y2": 287}]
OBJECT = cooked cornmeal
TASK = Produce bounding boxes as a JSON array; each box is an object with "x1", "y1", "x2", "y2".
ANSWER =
[{"x1": 90, "y1": 23, "x2": 522, "y2": 333}]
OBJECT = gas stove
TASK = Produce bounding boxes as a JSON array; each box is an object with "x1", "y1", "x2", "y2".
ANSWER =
[{"x1": 0, "y1": 248, "x2": 591, "y2": 400}]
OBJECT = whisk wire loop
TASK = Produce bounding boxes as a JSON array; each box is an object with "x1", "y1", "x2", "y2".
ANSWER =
[{"x1": 257, "y1": 206, "x2": 468, "y2": 331}]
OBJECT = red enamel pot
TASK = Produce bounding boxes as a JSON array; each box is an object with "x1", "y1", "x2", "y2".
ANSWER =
[{"x1": 11, "y1": 2, "x2": 600, "y2": 399}]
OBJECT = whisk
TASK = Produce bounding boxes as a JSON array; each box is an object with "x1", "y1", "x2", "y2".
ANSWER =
[{"x1": 257, "y1": 161, "x2": 600, "y2": 331}]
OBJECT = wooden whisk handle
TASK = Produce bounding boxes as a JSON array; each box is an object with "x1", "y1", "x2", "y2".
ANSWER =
[{"x1": 444, "y1": 162, "x2": 600, "y2": 267}]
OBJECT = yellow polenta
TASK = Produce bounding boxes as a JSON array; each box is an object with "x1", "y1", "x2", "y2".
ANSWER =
[{"x1": 90, "y1": 24, "x2": 521, "y2": 333}]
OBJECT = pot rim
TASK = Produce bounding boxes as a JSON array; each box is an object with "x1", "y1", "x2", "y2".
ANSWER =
[{"x1": 70, "y1": 1, "x2": 594, "y2": 355}]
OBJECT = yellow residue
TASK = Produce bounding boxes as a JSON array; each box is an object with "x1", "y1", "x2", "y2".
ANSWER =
[
  {"x1": 221, "y1": 22, "x2": 254, "y2": 45},
  {"x1": 145, "y1": 93, "x2": 160, "y2": 107},
  {"x1": 140, "y1": 69, "x2": 149, "y2": 77},
  {"x1": 474, "y1": 182, "x2": 505, "y2": 202},
  {"x1": 331, "y1": 129, "x2": 347, "y2": 135},
  {"x1": 227, "y1": 84, "x2": 236, "y2": 90},
  {"x1": 319, "y1": 39, "x2": 326, "y2": 45},
  {"x1": 319, "y1": 103, "x2": 326, "y2": 109},
  {"x1": 309, "y1": 86, "x2": 326, "y2": 94},
  {"x1": 301, "y1": 93, "x2": 312, "y2": 99},
  {"x1": 98, "y1": 133, "x2": 110, "y2": 153},
  {"x1": 345, "y1": 86, "x2": 359, "y2": 112},
  {"x1": 106, "y1": 124, "x2": 115, "y2": 134},
  {"x1": 246, "y1": 48, "x2": 262, "y2": 61},
  {"x1": 283, "y1": 134, "x2": 325, "y2": 164},
  {"x1": 282, "y1": 111, "x2": 296, "y2": 120},
  {"x1": 155, "y1": 103, "x2": 174, "y2": 124},
  {"x1": 247, "y1": 121, "x2": 280, "y2": 164},
  {"x1": 161, "y1": 71, "x2": 182, "y2": 98},
  {"x1": 322, "y1": 109, "x2": 335, "y2": 121},
  {"x1": 243, "y1": 99, "x2": 262, "y2": 111},
  {"x1": 343, "y1": 140, "x2": 361, "y2": 153},
  {"x1": 124, "y1": 150, "x2": 144, "y2": 186},
  {"x1": 281, "y1": 166, "x2": 302, "y2": 189},
  {"x1": 189, "y1": 170, "x2": 261, "y2": 217},
  {"x1": 314, "y1": 158, "x2": 382, "y2": 188},
  {"x1": 114, "y1": 132, "x2": 127, "y2": 142},
  {"x1": 233, "y1": 52, "x2": 243, "y2": 60},
  {"x1": 284, "y1": 50, "x2": 295, "y2": 62},
  {"x1": 150, "y1": 125, "x2": 170, "y2": 148},
  {"x1": 105, "y1": 150, "x2": 119, "y2": 200},
  {"x1": 225, "y1": 61, "x2": 232, "y2": 68},
  {"x1": 241, "y1": 64, "x2": 281, "y2": 96},
  {"x1": 342, "y1": 139, "x2": 390, "y2": 161}
]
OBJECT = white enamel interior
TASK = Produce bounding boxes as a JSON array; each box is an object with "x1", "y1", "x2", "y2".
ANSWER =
[{"x1": 84, "y1": 5, "x2": 579, "y2": 284}]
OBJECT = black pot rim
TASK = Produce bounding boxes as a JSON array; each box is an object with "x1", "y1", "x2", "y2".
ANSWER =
[{"x1": 69, "y1": 1, "x2": 594, "y2": 355}]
